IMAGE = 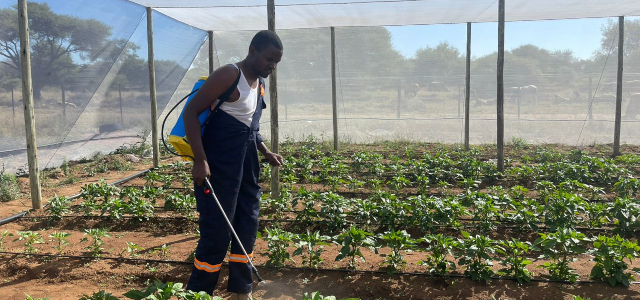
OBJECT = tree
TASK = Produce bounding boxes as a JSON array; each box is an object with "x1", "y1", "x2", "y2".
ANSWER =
[
  {"x1": 598, "y1": 19, "x2": 640, "y2": 58},
  {"x1": 0, "y1": 2, "x2": 111, "y2": 100},
  {"x1": 411, "y1": 42, "x2": 464, "y2": 86}
]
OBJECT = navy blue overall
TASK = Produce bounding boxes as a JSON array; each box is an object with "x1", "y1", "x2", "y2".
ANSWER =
[{"x1": 187, "y1": 77, "x2": 265, "y2": 295}]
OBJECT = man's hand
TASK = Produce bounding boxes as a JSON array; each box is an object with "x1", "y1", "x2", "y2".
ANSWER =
[
  {"x1": 192, "y1": 160, "x2": 211, "y2": 186},
  {"x1": 264, "y1": 152, "x2": 284, "y2": 167}
]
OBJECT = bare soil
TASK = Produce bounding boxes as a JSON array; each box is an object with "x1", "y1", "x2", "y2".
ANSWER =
[{"x1": 3, "y1": 144, "x2": 640, "y2": 299}]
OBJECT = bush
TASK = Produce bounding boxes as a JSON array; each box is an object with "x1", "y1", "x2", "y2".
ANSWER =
[{"x1": 0, "y1": 165, "x2": 21, "y2": 202}]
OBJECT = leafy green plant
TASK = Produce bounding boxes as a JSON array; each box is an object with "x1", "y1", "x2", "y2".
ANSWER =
[
  {"x1": 589, "y1": 235, "x2": 640, "y2": 287},
  {"x1": 504, "y1": 198, "x2": 541, "y2": 231},
  {"x1": 535, "y1": 229, "x2": 587, "y2": 283},
  {"x1": 154, "y1": 244, "x2": 170, "y2": 259},
  {"x1": 124, "y1": 279, "x2": 219, "y2": 300},
  {"x1": 46, "y1": 195, "x2": 72, "y2": 220},
  {"x1": 584, "y1": 202, "x2": 610, "y2": 229},
  {"x1": 80, "y1": 181, "x2": 120, "y2": 215},
  {"x1": 378, "y1": 230, "x2": 416, "y2": 272},
  {"x1": 302, "y1": 291, "x2": 359, "y2": 300},
  {"x1": 455, "y1": 231, "x2": 496, "y2": 283},
  {"x1": 14, "y1": 231, "x2": 44, "y2": 254},
  {"x1": 121, "y1": 242, "x2": 144, "y2": 258},
  {"x1": 0, "y1": 230, "x2": 14, "y2": 250},
  {"x1": 293, "y1": 231, "x2": 331, "y2": 268},
  {"x1": 24, "y1": 295, "x2": 49, "y2": 300},
  {"x1": 318, "y1": 192, "x2": 348, "y2": 233},
  {"x1": 49, "y1": 231, "x2": 71, "y2": 254},
  {"x1": 261, "y1": 227, "x2": 295, "y2": 267},
  {"x1": 387, "y1": 174, "x2": 411, "y2": 192},
  {"x1": 334, "y1": 226, "x2": 378, "y2": 269},
  {"x1": 496, "y1": 239, "x2": 535, "y2": 284},
  {"x1": 419, "y1": 234, "x2": 456, "y2": 276},
  {"x1": 609, "y1": 197, "x2": 640, "y2": 235},
  {"x1": 0, "y1": 165, "x2": 21, "y2": 201},
  {"x1": 81, "y1": 228, "x2": 111, "y2": 257},
  {"x1": 79, "y1": 290, "x2": 119, "y2": 300},
  {"x1": 543, "y1": 191, "x2": 586, "y2": 231}
]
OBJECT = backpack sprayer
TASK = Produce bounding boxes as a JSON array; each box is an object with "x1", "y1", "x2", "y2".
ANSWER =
[{"x1": 161, "y1": 72, "x2": 265, "y2": 284}]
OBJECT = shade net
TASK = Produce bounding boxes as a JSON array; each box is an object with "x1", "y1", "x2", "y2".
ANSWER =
[
  {"x1": 1, "y1": 0, "x2": 640, "y2": 175},
  {"x1": 0, "y1": 0, "x2": 204, "y2": 173}
]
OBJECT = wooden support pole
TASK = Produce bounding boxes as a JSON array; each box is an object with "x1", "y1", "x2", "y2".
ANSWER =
[
  {"x1": 119, "y1": 84, "x2": 124, "y2": 124},
  {"x1": 397, "y1": 80, "x2": 401, "y2": 119},
  {"x1": 496, "y1": 0, "x2": 505, "y2": 172},
  {"x1": 465, "y1": 22, "x2": 471, "y2": 151},
  {"x1": 146, "y1": 7, "x2": 159, "y2": 167},
  {"x1": 61, "y1": 81, "x2": 66, "y2": 119},
  {"x1": 331, "y1": 27, "x2": 338, "y2": 151},
  {"x1": 613, "y1": 16, "x2": 624, "y2": 157},
  {"x1": 458, "y1": 86, "x2": 461, "y2": 118},
  {"x1": 11, "y1": 85, "x2": 16, "y2": 127},
  {"x1": 267, "y1": 0, "x2": 280, "y2": 200},
  {"x1": 208, "y1": 30, "x2": 214, "y2": 75},
  {"x1": 18, "y1": 0, "x2": 42, "y2": 210},
  {"x1": 588, "y1": 76, "x2": 593, "y2": 120}
]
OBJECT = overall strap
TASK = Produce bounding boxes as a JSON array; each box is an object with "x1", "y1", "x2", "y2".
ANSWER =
[{"x1": 202, "y1": 68, "x2": 242, "y2": 128}]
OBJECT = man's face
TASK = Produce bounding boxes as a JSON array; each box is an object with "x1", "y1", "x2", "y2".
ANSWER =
[{"x1": 251, "y1": 44, "x2": 283, "y2": 78}]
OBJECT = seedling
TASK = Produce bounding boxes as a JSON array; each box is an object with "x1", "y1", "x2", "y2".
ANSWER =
[
  {"x1": 455, "y1": 231, "x2": 496, "y2": 283},
  {"x1": 0, "y1": 230, "x2": 13, "y2": 251},
  {"x1": 293, "y1": 231, "x2": 331, "y2": 268},
  {"x1": 49, "y1": 231, "x2": 71, "y2": 254},
  {"x1": 420, "y1": 234, "x2": 456, "y2": 276},
  {"x1": 79, "y1": 290, "x2": 119, "y2": 300},
  {"x1": 496, "y1": 239, "x2": 535, "y2": 284},
  {"x1": 14, "y1": 231, "x2": 44, "y2": 254},
  {"x1": 121, "y1": 242, "x2": 144, "y2": 258},
  {"x1": 261, "y1": 227, "x2": 295, "y2": 267},
  {"x1": 334, "y1": 226, "x2": 378, "y2": 269},
  {"x1": 154, "y1": 244, "x2": 170, "y2": 259},
  {"x1": 81, "y1": 228, "x2": 111, "y2": 257},
  {"x1": 378, "y1": 230, "x2": 416, "y2": 272},
  {"x1": 535, "y1": 229, "x2": 587, "y2": 283}
]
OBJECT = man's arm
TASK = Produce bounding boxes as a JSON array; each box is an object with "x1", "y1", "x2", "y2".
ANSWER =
[
  {"x1": 257, "y1": 142, "x2": 283, "y2": 167},
  {"x1": 183, "y1": 65, "x2": 239, "y2": 185}
]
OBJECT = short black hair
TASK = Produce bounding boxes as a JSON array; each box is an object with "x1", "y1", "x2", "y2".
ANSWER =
[{"x1": 250, "y1": 30, "x2": 283, "y2": 52}]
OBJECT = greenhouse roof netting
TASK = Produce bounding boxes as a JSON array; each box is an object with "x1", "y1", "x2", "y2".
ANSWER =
[{"x1": 127, "y1": 0, "x2": 640, "y2": 31}]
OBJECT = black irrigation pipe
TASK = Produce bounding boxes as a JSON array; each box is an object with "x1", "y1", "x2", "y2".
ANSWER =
[
  {"x1": 13, "y1": 215, "x2": 632, "y2": 234},
  {"x1": 1, "y1": 250, "x2": 638, "y2": 286},
  {"x1": 0, "y1": 169, "x2": 153, "y2": 228},
  {"x1": 0, "y1": 251, "x2": 191, "y2": 265}
]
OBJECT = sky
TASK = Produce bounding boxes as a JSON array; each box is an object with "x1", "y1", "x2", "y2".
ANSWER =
[{"x1": 385, "y1": 18, "x2": 625, "y2": 60}]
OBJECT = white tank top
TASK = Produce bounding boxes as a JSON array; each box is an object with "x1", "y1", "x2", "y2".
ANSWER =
[{"x1": 212, "y1": 64, "x2": 258, "y2": 127}]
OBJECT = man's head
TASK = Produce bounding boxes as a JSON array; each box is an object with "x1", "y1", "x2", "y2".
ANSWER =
[{"x1": 247, "y1": 30, "x2": 283, "y2": 78}]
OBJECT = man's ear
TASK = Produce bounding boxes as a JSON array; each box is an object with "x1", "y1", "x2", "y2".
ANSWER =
[{"x1": 248, "y1": 45, "x2": 257, "y2": 57}]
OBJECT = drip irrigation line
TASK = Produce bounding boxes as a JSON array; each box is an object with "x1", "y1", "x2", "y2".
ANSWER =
[
  {"x1": 1, "y1": 250, "x2": 635, "y2": 286},
  {"x1": 0, "y1": 251, "x2": 191, "y2": 265},
  {"x1": 14, "y1": 214, "x2": 628, "y2": 234}
]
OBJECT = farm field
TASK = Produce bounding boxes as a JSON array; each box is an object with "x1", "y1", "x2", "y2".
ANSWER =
[{"x1": 2, "y1": 139, "x2": 640, "y2": 299}]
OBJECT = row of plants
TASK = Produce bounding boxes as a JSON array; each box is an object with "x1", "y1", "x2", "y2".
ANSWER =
[
  {"x1": 0, "y1": 228, "x2": 172, "y2": 259},
  {"x1": 261, "y1": 226, "x2": 640, "y2": 287},
  {"x1": 262, "y1": 187, "x2": 640, "y2": 235},
  {"x1": 8, "y1": 220, "x2": 640, "y2": 288},
  {"x1": 274, "y1": 146, "x2": 637, "y2": 192},
  {"x1": 46, "y1": 181, "x2": 195, "y2": 221},
  {"x1": 25, "y1": 279, "x2": 356, "y2": 300}
]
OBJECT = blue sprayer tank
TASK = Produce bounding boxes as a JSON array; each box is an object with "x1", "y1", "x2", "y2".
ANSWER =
[{"x1": 168, "y1": 76, "x2": 209, "y2": 160}]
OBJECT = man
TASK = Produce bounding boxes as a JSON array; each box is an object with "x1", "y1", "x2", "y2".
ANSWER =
[{"x1": 183, "y1": 30, "x2": 284, "y2": 299}]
